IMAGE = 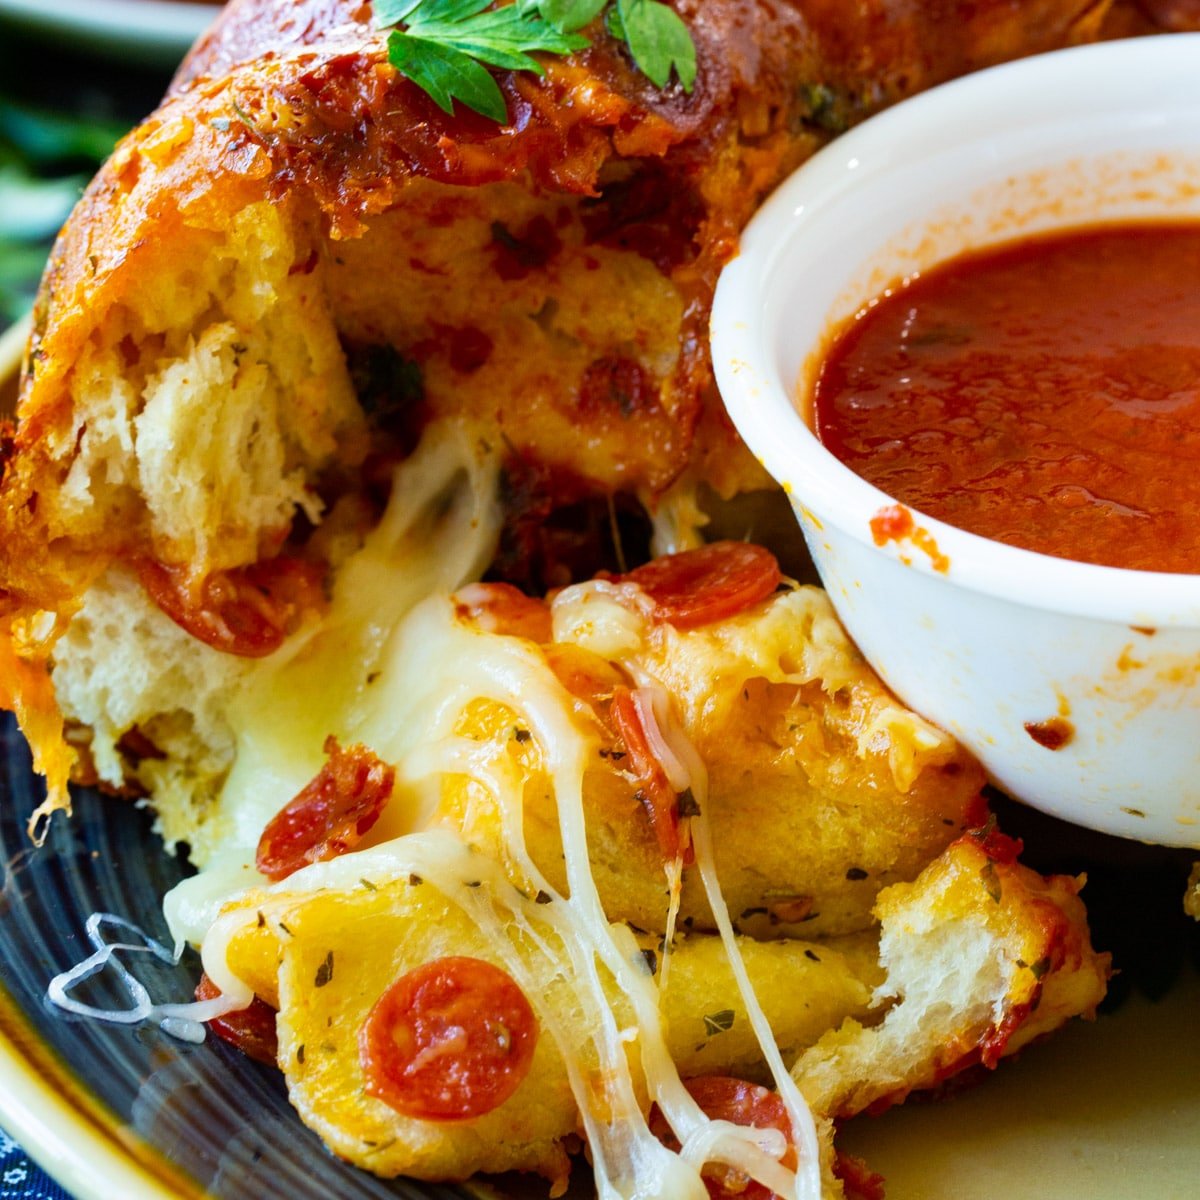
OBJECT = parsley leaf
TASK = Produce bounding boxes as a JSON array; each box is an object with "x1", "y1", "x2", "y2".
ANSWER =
[
  {"x1": 980, "y1": 860, "x2": 1003, "y2": 904},
  {"x1": 383, "y1": 0, "x2": 589, "y2": 122},
  {"x1": 376, "y1": 0, "x2": 427, "y2": 22},
  {"x1": 615, "y1": 0, "x2": 696, "y2": 91},
  {"x1": 314, "y1": 950, "x2": 335, "y2": 988},
  {"x1": 523, "y1": 0, "x2": 608, "y2": 33},
  {"x1": 377, "y1": 0, "x2": 696, "y2": 122},
  {"x1": 388, "y1": 33, "x2": 512, "y2": 121},
  {"x1": 416, "y1": 9, "x2": 588, "y2": 72},
  {"x1": 702, "y1": 1008, "x2": 735, "y2": 1036}
]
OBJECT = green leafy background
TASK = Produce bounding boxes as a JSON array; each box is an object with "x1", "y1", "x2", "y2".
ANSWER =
[
  {"x1": 0, "y1": 15, "x2": 158, "y2": 332},
  {"x1": 0, "y1": 99, "x2": 126, "y2": 323}
]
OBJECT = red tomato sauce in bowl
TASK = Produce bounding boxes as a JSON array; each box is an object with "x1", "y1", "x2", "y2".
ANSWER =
[{"x1": 811, "y1": 223, "x2": 1200, "y2": 574}]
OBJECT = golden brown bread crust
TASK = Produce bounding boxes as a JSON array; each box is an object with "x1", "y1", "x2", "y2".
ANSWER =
[
  {"x1": 1126, "y1": 0, "x2": 1200, "y2": 29},
  {"x1": 2, "y1": 0, "x2": 1116, "y2": 621},
  {"x1": 793, "y1": 831, "x2": 1110, "y2": 1121},
  {"x1": 441, "y1": 582, "x2": 988, "y2": 940},
  {"x1": 0, "y1": 0, "x2": 1142, "y2": 831}
]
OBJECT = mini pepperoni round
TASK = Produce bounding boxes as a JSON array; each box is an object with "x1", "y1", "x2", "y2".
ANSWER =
[
  {"x1": 620, "y1": 542, "x2": 781, "y2": 630},
  {"x1": 609, "y1": 686, "x2": 689, "y2": 863},
  {"x1": 832, "y1": 1152, "x2": 887, "y2": 1200},
  {"x1": 663, "y1": 1076, "x2": 796, "y2": 1200},
  {"x1": 454, "y1": 582, "x2": 553, "y2": 643},
  {"x1": 685, "y1": 1076, "x2": 793, "y2": 1139},
  {"x1": 138, "y1": 555, "x2": 325, "y2": 658},
  {"x1": 194, "y1": 973, "x2": 279, "y2": 1066},
  {"x1": 359, "y1": 956, "x2": 538, "y2": 1121},
  {"x1": 256, "y1": 737, "x2": 394, "y2": 882}
]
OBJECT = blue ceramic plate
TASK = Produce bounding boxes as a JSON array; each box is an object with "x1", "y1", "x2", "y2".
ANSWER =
[{"x1": 0, "y1": 711, "x2": 479, "y2": 1200}]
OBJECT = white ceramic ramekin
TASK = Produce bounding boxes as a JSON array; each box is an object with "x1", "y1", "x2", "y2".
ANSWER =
[{"x1": 712, "y1": 35, "x2": 1200, "y2": 847}]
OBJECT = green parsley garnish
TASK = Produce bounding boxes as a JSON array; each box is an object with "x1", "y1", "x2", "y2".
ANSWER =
[
  {"x1": 314, "y1": 950, "x2": 335, "y2": 988},
  {"x1": 377, "y1": 0, "x2": 696, "y2": 123},
  {"x1": 604, "y1": 0, "x2": 696, "y2": 90}
]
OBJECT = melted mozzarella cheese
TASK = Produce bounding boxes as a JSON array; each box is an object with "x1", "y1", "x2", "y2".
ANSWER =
[
  {"x1": 645, "y1": 480, "x2": 708, "y2": 558},
  {"x1": 164, "y1": 420, "x2": 503, "y2": 943},
  {"x1": 159, "y1": 424, "x2": 822, "y2": 1200},
  {"x1": 556, "y1": 605, "x2": 824, "y2": 1200},
  {"x1": 550, "y1": 580, "x2": 652, "y2": 660},
  {"x1": 46, "y1": 912, "x2": 245, "y2": 1043}
]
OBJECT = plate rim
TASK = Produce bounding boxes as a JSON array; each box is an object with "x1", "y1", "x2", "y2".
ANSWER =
[
  {"x1": 0, "y1": 315, "x2": 184, "y2": 1199},
  {"x1": 0, "y1": 987, "x2": 200, "y2": 1200}
]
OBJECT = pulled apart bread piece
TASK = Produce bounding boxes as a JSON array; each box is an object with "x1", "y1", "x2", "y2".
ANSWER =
[
  {"x1": 213, "y1": 861, "x2": 879, "y2": 1186},
  {"x1": 794, "y1": 831, "x2": 1108, "y2": 1117},
  {"x1": 0, "y1": 1, "x2": 1133, "y2": 1197},
  {"x1": 198, "y1": 769, "x2": 1105, "y2": 1191},
  {"x1": 181, "y1": 564, "x2": 1107, "y2": 1199},
  {"x1": 0, "y1": 0, "x2": 1118, "y2": 828}
]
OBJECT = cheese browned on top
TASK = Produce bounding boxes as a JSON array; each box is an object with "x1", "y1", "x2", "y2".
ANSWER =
[{"x1": 1, "y1": 0, "x2": 1115, "y2": 613}]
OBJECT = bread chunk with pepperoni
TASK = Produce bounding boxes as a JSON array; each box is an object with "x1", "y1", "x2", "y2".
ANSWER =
[
  {"x1": 174, "y1": 569, "x2": 1106, "y2": 1197},
  {"x1": 198, "y1": 822, "x2": 1106, "y2": 1192},
  {"x1": 210, "y1": 858, "x2": 879, "y2": 1186},
  {"x1": 442, "y1": 566, "x2": 985, "y2": 940}
]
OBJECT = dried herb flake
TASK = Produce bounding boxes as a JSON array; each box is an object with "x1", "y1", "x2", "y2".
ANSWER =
[
  {"x1": 980, "y1": 861, "x2": 1002, "y2": 904},
  {"x1": 314, "y1": 951, "x2": 335, "y2": 988},
  {"x1": 702, "y1": 1009, "x2": 735, "y2": 1037}
]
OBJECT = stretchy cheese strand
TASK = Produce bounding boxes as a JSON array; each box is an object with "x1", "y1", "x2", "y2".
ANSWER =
[
  {"x1": 553, "y1": 579, "x2": 823, "y2": 1197},
  {"x1": 159, "y1": 424, "x2": 825, "y2": 1197}
]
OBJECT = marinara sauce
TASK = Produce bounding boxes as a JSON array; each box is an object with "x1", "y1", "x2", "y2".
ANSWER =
[{"x1": 811, "y1": 224, "x2": 1200, "y2": 573}]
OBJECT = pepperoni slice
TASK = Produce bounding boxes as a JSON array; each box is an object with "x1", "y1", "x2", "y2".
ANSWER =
[
  {"x1": 194, "y1": 973, "x2": 279, "y2": 1066},
  {"x1": 138, "y1": 555, "x2": 325, "y2": 658},
  {"x1": 833, "y1": 1151, "x2": 887, "y2": 1200},
  {"x1": 359, "y1": 956, "x2": 538, "y2": 1121},
  {"x1": 617, "y1": 542, "x2": 781, "y2": 630},
  {"x1": 609, "y1": 686, "x2": 692, "y2": 864},
  {"x1": 453, "y1": 582, "x2": 553, "y2": 643},
  {"x1": 652, "y1": 1076, "x2": 796, "y2": 1200},
  {"x1": 256, "y1": 737, "x2": 394, "y2": 882}
]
